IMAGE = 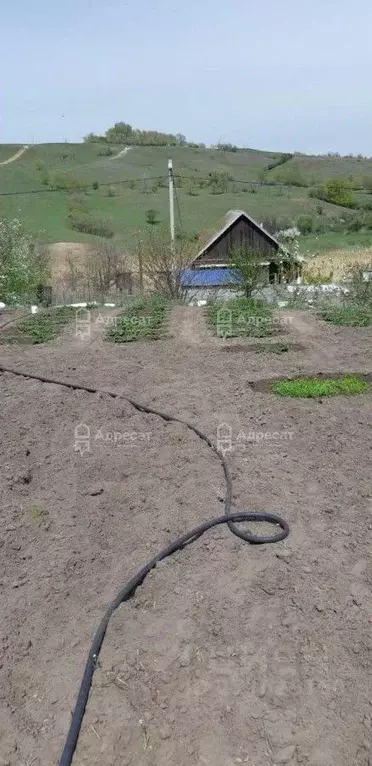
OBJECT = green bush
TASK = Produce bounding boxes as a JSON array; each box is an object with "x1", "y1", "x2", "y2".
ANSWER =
[
  {"x1": 68, "y1": 193, "x2": 89, "y2": 214},
  {"x1": 208, "y1": 170, "x2": 229, "y2": 194},
  {"x1": 84, "y1": 134, "x2": 107, "y2": 143},
  {"x1": 347, "y1": 217, "x2": 364, "y2": 232},
  {"x1": 97, "y1": 146, "x2": 114, "y2": 156},
  {"x1": 318, "y1": 305, "x2": 372, "y2": 326},
  {"x1": 146, "y1": 209, "x2": 159, "y2": 225},
  {"x1": 310, "y1": 178, "x2": 355, "y2": 208},
  {"x1": 297, "y1": 215, "x2": 313, "y2": 235},
  {"x1": 360, "y1": 199, "x2": 372, "y2": 211},
  {"x1": 92, "y1": 181, "x2": 99, "y2": 190},
  {"x1": 53, "y1": 174, "x2": 88, "y2": 193},
  {"x1": 37, "y1": 162, "x2": 50, "y2": 186},
  {"x1": 68, "y1": 213, "x2": 114, "y2": 238},
  {"x1": 187, "y1": 183, "x2": 200, "y2": 196},
  {"x1": 266, "y1": 153, "x2": 293, "y2": 171},
  {"x1": 217, "y1": 143, "x2": 239, "y2": 152}
]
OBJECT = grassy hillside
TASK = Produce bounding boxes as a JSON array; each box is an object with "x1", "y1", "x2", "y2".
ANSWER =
[{"x1": 1, "y1": 143, "x2": 372, "y2": 257}]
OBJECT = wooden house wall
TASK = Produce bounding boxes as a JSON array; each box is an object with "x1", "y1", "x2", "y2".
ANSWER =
[{"x1": 195, "y1": 217, "x2": 278, "y2": 266}]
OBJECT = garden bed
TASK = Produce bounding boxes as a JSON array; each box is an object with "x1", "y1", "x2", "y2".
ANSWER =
[
  {"x1": 0, "y1": 307, "x2": 77, "y2": 344},
  {"x1": 317, "y1": 304, "x2": 372, "y2": 326},
  {"x1": 105, "y1": 296, "x2": 168, "y2": 342},
  {"x1": 250, "y1": 371, "x2": 372, "y2": 396},
  {"x1": 207, "y1": 297, "x2": 279, "y2": 338}
]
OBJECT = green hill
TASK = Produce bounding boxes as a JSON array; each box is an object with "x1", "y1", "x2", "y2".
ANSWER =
[{"x1": 1, "y1": 143, "x2": 372, "y2": 256}]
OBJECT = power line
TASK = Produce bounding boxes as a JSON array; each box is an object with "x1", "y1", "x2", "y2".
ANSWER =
[
  {"x1": 1, "y1": 172, "x2": 368, "y2": 198},
  {"x1": 0, "y1": 176, "x2": 166, "y2": 197},
  {"x1": 173, "y1": 182, "x2": 183, "y2": 233},
  {"x1": 0, "y1": 175, "x2": 277, "y2": 197}
]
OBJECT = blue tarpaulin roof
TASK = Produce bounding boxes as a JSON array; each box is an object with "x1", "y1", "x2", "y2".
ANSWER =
[{"x1": 179, "y1": 268, "x2": 243, "y2": 287}]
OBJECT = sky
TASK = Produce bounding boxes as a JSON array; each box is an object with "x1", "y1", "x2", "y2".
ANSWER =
[{"x1": 2, "y1": 0, "x2": 372, "y2": 155}]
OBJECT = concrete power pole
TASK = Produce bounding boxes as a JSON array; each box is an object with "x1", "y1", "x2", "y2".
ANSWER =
[{"x1": 168, "y1": 159, "x2": 175, "y2": 247}]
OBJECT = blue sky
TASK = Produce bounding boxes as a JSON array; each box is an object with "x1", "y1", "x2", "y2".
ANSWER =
[{"x1": 2, "y1": 0, "x2": 372, "y2": 154}]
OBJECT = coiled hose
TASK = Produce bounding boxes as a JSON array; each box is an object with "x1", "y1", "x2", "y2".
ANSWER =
[{"x1": 0, "y1": 364, "x2": 290, "y2": 765}]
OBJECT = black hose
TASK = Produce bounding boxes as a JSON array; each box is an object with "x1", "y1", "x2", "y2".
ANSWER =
[{"x1": 0, "y1": 364, "x2": 290, "y2": 765}]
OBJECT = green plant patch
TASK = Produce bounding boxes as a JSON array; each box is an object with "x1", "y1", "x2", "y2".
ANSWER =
[
  {"x1": 273, "y1": 374, "x2": 369, "y2": 398},
  {"x1": 2, "y1": 307, "x2": 76, "y2": 344},
  {"x1": 254, "y1": 342, "x2": 292, "y2": 353},
  {"x1": 222, "y1": 341, "x2": 304, "y2": 353},
  {"x1": 208, "y1": 297, "x2": 276, "y2": 338},
  {"x1": 317, "y1": 305, "x2": 372, "y2": 326},
  {"x1": 106, "y1": 296, "x2": 168, "y2": 342}
]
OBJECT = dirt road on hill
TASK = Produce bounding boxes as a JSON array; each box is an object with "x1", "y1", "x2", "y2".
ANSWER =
[{"x1": 0, "y1": 145, "x2": 28, "y2": 166}]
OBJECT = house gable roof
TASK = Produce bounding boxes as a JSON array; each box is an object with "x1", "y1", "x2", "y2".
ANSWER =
[{"x1": 194, "y1": 210, "x2": 282, "y2": 264}]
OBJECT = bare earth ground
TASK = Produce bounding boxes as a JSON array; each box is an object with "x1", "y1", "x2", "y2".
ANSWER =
[{"x1": 0, "y1": 308, "x2": 372, "y2": 766}]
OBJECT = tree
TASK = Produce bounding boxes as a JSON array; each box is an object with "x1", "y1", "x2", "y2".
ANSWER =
[
  {"x1": 84, "y1": 242, "x2": 127, "y2": 299},
  {"x1": 310, "y1": 178, "x2": 355, "y2": 208},
  {"x1": 83, "y1": 133, "x2": 106, "y2": 143},
  {"x1": 84, "y1": 121, "x2": 189, "y2": 147},
  {"x1": 136, "y1": 227, "x2": 195, "y2": 299},
  {"x1": 105, "y1": 122, "x2": 134, "y2": 144},
  {"x1": 146, "y1": 209, "x2": 159, "y2": 225},
  {"x1": 208, "y1": 170, "x2": 229, "y2": 194},
  {"x1": 176, "y1": 133, "x2": 187, "y2": 145},
  {"x1": 217, "y1": 143, "x2": 238, "y2": 152},
  {"x1": 229, "y1": 245, "x2": 267, "y2": 297},
  {"x1": 0, "y1": 219, "x2": 50, "y2": 303}
]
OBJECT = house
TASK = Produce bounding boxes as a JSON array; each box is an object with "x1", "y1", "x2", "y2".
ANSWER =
[{"x1": 179, "y1": 210, "x2": 303, "y2": 299}]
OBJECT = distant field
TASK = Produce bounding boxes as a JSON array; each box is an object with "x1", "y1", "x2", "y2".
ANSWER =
[
  {"x1": 283, "y1": 154, "x2": 372, "y2": 182},
  {"x1": 305, "y1": 247, "x2": 372, "y2": 280},
  {"x1": 1, "y1": 143, "x2": 372, "y2": 258}
]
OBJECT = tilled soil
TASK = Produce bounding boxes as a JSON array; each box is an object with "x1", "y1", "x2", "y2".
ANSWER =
[{"x1": 0, "y1": 307, "x2": 371, "y2": 766}]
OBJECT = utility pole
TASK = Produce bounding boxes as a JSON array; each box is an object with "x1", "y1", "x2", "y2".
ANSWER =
[{"x1": 168, "y1": 159, "x2": 175, "y2": 247}]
